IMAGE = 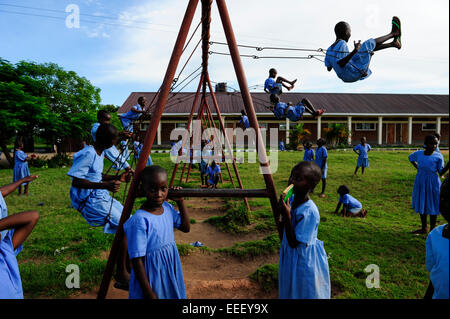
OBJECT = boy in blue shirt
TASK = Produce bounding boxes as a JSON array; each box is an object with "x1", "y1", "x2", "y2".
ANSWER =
[
  {"x1": 206, "y1": 161, "x2": 221, "y2": 189},
  {"x1": 264, "y1": 68, "x2": 297, "y2": 96},
  {"x1": 119, "y1": 96, "x2": 148, "y2": 133},
  {"x1": 239, "y1": 110, "x2": 250, "y2": 129},
  {"x1": 325, "y1": 17, "x2": 401, "y2": 83},
  {"x1": 303, "y1": 141, "x2": 315, "y2": 162}
]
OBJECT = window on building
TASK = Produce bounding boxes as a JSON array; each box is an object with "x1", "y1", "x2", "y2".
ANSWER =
[
  {"x1": 279, "y1": 123, "x2": 287, "y2": 131},
  {"x1": 422, "y1": 123, "x2": 436, "y2": 131},
  {"x1": 175, "y1": 123, "x2": 187, "y2": 129},
  {"x1": 355, "y1": 123, "x2": 376, "y2": 131}
]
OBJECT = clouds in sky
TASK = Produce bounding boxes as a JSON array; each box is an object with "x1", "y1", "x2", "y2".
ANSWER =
[{"x1": 88, "y1": 0, "x2": 448, "y2": 97}]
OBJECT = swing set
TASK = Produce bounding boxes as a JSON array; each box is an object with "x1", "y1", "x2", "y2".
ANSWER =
[{"x1": 97, "y1": 0, "x2": 281, "y2": 299}]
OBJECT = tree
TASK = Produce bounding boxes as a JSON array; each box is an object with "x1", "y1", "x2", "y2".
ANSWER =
[
  {"x1": 288, "y1": 123, "x2": 311, "y2": 150},
  {"x1": 323, "y1": 123, "x2": 350, "y2": 147}
]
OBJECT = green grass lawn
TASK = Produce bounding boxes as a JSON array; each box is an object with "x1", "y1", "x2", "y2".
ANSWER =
[{"x1": 0, "y1": 150, "x2": 447, "y2": 299}]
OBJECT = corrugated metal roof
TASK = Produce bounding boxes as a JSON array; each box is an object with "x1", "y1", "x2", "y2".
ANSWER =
[{"x1": 119, "y1": 92, "x2": 449, "y2": 116}]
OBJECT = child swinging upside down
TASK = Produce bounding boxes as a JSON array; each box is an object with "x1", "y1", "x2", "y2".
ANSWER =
[
  {"x1": 325, "y1": 17, "x2": 402, "y2": 83},
  {"x1": 270, "y1": 95, "x2": 325, "y2": 121},
  {"x1": 264, "y1": 68, "x2": 297, "y2": 96}
]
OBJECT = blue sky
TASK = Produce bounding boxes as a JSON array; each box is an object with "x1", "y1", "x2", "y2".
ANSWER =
[{"x1": 0, "y1": 0, "x2": 448, "y2": 106}]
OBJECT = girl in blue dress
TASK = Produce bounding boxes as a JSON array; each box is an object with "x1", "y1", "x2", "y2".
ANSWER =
[
  {"x1": 408, "y1": 135, "x2": 446, "y2": 234},
  {"x1": 314, "y1": 138, "x2": 328, "y2": 198},
  {"x1": 206, "y1": 161, "x2": 221, "y2": 188},
  {"x1": 0, "y1": 176, "x2": 39, "y2": 299},
  {"x1": 334, "y1": 185, "x2": 367, "y2": 218},
  {"x1": 353, "y1": 137, "x2": 371, "y2": 175},
  {"x1": 67, "y1": 123, "x2": 133, "y2": 287},
  {"x1": 277, "y1": 161, "x2": 331, "y2": 299},
  {"x1": 303, "y1": 141, "x2": 315, "y2": 162},
  {"x1": 124, "y1": 165, "x2": 190, "y2": 299},
  {"x1": 13, "y1": 142, "x2": 31, "y2": 196},
  {"x1": 424, "y1": 175, "x2": 449, "y2": 299},
  {"x1": 133, "y1": 137, "x2": 153, "y2": 167}
]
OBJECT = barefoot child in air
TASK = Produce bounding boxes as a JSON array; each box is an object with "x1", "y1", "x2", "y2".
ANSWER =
[
  {"x1": 264, "y1": 68, "x2": 297, "y2": 96},
  {"x1": 303, "y1": 141, "x2": 315, "y2": 162},
  {"x1": 334, "y1": 185, "x2": 367, "y2": 218},
  {"x1": 353, "y1": 137, "x2": 371, "y2": 175},
  {"x1": 68, "y1": 123, "x2": 133, "y2": 287},
  {"x1": 123, "y1": 165, "x2": 190, "y2": 299},
  {"x1": 13, "y1": 142, "x2": 32, "y2": 196},
  {"x1": 409, "y1": 135, "x2": 445, "y2": 234},
  {"x1": 314, "y1": 138, "x2": 328, "y2": 198},
  {"x1": 0, "y1": 176, "x2": 39, "y2": 299},
  {"x1": 325, "y1": 17, "x2": 402, "y2": 82},
  {"x1": 270, "y1": 95, "x2": 325, "y2": 121},
  {"x1": 276, "y1": 161, "x2": 331, "y2": 299},
  {"x1": 424, "y1": 174, "x2": 449, "y2": 299}
]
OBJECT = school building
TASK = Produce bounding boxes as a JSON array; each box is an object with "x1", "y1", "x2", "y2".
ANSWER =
[{"x1": 119, "y1": 91, "x2": 449, "y2": 147}]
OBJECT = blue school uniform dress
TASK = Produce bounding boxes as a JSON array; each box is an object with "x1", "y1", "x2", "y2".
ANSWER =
[
  {"x1": 324, "y1": 39, "x2": 376, "y2": 83},
  {"x1": 0, "y1": 192, "x2": 8, "y2": 241},
  {"x1": 279, "y1": 141, "x2": 286, "y2": 151},
  {"x1": 67, "y1": 146, "x2": 124, "y2": 234},
  {"x1": 339, "y1": 194, "x2": 363, "y2": 214},
  {"x1": 13, "y1": 150, "x2": 30, "y2": 185},
  {"x1": 91, "y1": 123, "x2": 130, "y2": 171},
  {"x1": 279, "y1": 199, "x2": 331, "y2": 299},
  {"x1": 119, "y1": 104, "x2": 142, "y2": 132},
  {"x1": 123, "y1": 204, "x2": 186, "y2": 299},
  {"x1": 273, "y1": 102, "x2": 287, "y2": 119},
  {"x1": 207, "y1": 165, "x2": 221, "y2": 184},
  {"x1": 286, "y1": 103, "x2": 306, "y2": 122},
  {"x1": 408, "y1": 151, "x2": 444, "y2": 215},
  {"x1": 315, "y1": 146, "x2": 328, "y2": 178},
  {"x1": 303, "y1": 149, "x2": 314, "y2": 162},
  {"x1": 265, "y1": 77, "x2": 282, "y2": 95},
  {"x1": 0, "y1": 230, "x2": 24, "y2": 299},
  {"x1": 426, "y1": 224, "x2": 449, "y2": 299},
  {"x1": 354, "y1": 143, "x2": 371, "y2": 168},
  {"x1": 240, "y1": 115, "x2": 250, "y2": 129},
  {"x1": 133, "y1": 141, "x2": 153, "y2": 167}
]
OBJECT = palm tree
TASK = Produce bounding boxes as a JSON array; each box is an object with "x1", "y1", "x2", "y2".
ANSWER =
[
  {"x1": 288, "y1": 123, "x2": 311, "y2": 150},
  {"x1": 323, "y1": 123, "x2": 350, "y2": 147}
]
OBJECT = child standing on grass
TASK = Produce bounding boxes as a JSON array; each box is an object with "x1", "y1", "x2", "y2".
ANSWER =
[
  {"x1": 124, "y1": 165, "x2": 190, "y2": 299},
  {"x1": 353, "y1": 137, "x2": 371, "y2": 175},
  {"x1": 424, "y1": 174, "x2": 449, "y2": 299},
  {"x1": 409, "y1": 135, "x2": 445, "y2": 234},
  {"x1": 239, "y1": 110, "x2": 250, "y2": 129},
  {"x1": 314, "y1": 138, "x2": 328, "y2": 198},
  {"x1": 13, "y1": 142, "x2": 31, "y2": 196},
  {"x1": 303, "y1": 141, "x2": 315, "y2": 162},
  {"x1": 334, "y1": 185, "x2": 367, "y2": 218},
  {"x1": 0, "y1": 175, "x2": 39, "y2": 299},
  {"x1": 276, "y1": 161, "x2": 331, "y2": 299},
  {"x1": 133, "y1": 136, "x2": 153, "y2": 167},
  {"x1": 264, "y1": 68, "x2": 297, "y2": 96}
]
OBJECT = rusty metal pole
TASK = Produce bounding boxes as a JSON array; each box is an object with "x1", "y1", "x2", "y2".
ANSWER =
[
  {"x1": 215, "y1": 0, "x2": 279, "y2": 222},
  {"x1": 170, "y1": 74, "x2": 204, "y2": 187},
  {"x1": 97, "y1": 0, "x2": 199, "y2": 299}
]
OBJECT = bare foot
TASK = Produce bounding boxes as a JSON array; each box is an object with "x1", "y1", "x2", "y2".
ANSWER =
[
  {"x1": 319, "y1": 193, "x2": 326, "y2": 198},
  {"x1": 393, "y1": 38, "x2": 402, "y2": 50},
  {"x1": 411, "y1": 228, "x2": 427, "y2": 235}
]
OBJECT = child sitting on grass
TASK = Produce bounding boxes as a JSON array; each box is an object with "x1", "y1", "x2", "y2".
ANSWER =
[
  {"x1": 206, "y1": 161, "x2": 221, "y2": 189},
  {"x1": 353, "y1": 137, "x2": 371, "y2": 175},
  {"x1": 0, "y1": 175, "x2": 40, "y2": 298},
  {"x1": 325, "y1": 17, "x2": 402, "y2": 82},
  {"x1": 264, "y1": 68, "x2": 297, "y2": 96},
  {"x1": 124, "y1": 165, "x2": 190, "y2": 299},
  {"x1": 303, "y1": 141, "x2": 315, "y2": 162},
  {"x1": 424, "y1": 174, "x2": 449, "y2": 299},
  {"x1": 276, "y1": 161, "x2": 331, "y2": 299},
  {"x1": 334, "y1": 185, "x2": 367, "y2": 217}
]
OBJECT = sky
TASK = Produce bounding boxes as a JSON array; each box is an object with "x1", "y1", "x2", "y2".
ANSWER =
[{"x1": 0, "y1": 0, "x2": 448, "y2": 106}]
